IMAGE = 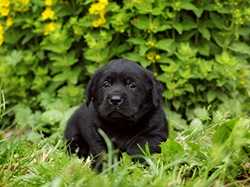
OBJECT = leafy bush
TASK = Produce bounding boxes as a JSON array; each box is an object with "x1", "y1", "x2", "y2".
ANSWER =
[{"x1": 0, "y1": 0, "x2": 250, "y2": 131}]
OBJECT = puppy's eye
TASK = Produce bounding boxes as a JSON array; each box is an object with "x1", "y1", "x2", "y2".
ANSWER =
[
  {"x1": 126, "y1": 80, "x2": 136, "y2": 89},
  {"x1": 103, "y1": 80, "x2": 112, "y2": 88},
  {"x1": 129, "y1": 82, "x2": 136, "y2": 89}
]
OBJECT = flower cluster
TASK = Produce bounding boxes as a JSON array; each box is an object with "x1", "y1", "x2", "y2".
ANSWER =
[
  {"x1": 6, "y1": 16, "x2": 13, "y2": 27},
  {"x1": 89, "y1": 0, "x2": 108, "y2": 28},
  {"x1": 146, "y1": 51, "x2": 161, "y2": 63},
  {"x1": 41, "y1": 0, "x2": 58, "y2": 35},
  {"x1": 44, "y1": 0, "x2": 53, "y2": 6},
  {"x1": 0, "y1": 0, "x2": 14, "y2": 46},
  {"x1": 44, "y1": 22, "x2": 59, "y2": 35},
  {"x1": 42, "y1": 7, "x2": 55, "y2": 20},
  {"x1": 0, "y1": 0, "x2": 9, "y2": 17}
]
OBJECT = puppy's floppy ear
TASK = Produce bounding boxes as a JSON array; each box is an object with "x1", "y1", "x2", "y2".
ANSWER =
[
  {"x1": 145, "y1": 70, "x2": 164, "y2": 108},
  {"x1": 86, "y1": 69, "x2": 103, "y2": 106},
  {"x1": 152, "y1": 78, "x2": 164, "y2": 107}
]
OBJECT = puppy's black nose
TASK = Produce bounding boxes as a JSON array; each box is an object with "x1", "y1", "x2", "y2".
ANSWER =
[{"x1": 109, "y1": 95, "x2": 123, "y2": 106}]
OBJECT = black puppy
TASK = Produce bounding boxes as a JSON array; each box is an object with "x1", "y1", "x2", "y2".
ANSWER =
[{"x1": 64, "y1": 59, "x2": 168, "y2": 158}]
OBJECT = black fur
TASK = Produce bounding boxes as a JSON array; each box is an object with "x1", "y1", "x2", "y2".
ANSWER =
[{"x1": 64, "y1": 59, "x2": 168, "y2": 158}]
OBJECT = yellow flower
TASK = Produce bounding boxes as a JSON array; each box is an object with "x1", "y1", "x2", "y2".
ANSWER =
[
  {"x1": 0, "y1": 6, "x2": 9, "y2": 16},
  {"x1": 0, "y1": 24, "x2": 4, "y2": 46},
  {"x1": 0, "y1": 0, "x2": 10, "y2": 7},
  {"x1": 89, "y1": 0, "x2": 108, "y2": 14},
  {"x1": 99, "y1": 0, "x2": 108, "y2": 4},
  {"x1": 155, "y1": 54, "x2": 161, "y2": 60},
  {"x1": 18, "y1": 0, "x2": 30, "y2": 5},
  {"x1": 41, "y1": 7, "x2": 55, "y2": 20},
  {"x1": 44, "y1": 22, "x2": 58, "y2": 35},
  {"x1": 6, "y1": 16, "x2": 13, "y2": 27},
  {"x1": 0, "y1": 0, "x2": 9, "y2": 16},
  {"x1": 89, "y1": 0, "x2": 108, "y2": 28},
  {"x1": 89, "y1": 4, "x2": 106, "y2": 15},
  {"x1": 44, "y1": 0, "x2": 53, "y2": 6},
  {"x1": 146, "y1": 40, "x2": 156, "y2": 48},
  {"x1": 92, "y1": 16, "x2": 106, "y2": 28},
  {"x1": 146, "y1": 51, "x2": 160, "y2": 63}
]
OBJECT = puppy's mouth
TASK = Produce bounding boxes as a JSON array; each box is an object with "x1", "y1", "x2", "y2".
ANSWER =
[
  {"x1": 108, "y1": 111, "x2": 128, "y2": 119},
  {"x1": 99, "y1": 104, "x2": 137, "y2": 121}
]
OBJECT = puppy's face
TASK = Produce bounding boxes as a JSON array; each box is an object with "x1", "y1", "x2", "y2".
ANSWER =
[{"x1": 87, "y1": 59, "x2": 162, "y2": 123}]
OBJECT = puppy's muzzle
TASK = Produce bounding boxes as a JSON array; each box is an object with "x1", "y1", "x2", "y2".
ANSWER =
[{"x1": 108, "y1": 95, "x2": 124, "y2": 106}]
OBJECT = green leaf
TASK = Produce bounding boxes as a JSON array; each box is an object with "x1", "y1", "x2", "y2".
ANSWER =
[
  {"x1": 180, "y1": 2, "x2": 203, "y2": 17},
  {"x1": 132, "y1": 16, "x2": 171, "y2": 33},
  {"x1": 199, "y1": 27, "x2": 211, "y2": 40},
  {"x1": 125, "y1": 0, "x2": 153, "y2": 14},
  {"x1": 196, "y1": 41, "x2": 210, "y2": 56},
  {"x1": 41, "y1": 110, "x2": 64, "y2": 124},
  {"x1": 5, "y1": 50, "x2": 23, "y2": 66},
  {"x1": 14, "y1": 104, "x2": 32, "y2": 126},
  {"x1": 84, "y1": 31, "x2": 112, "y2": 49},
  {"x1": 49, "y1": 51, "x2": 77, "y2": 68},
  {"x1": 122, "y1": 52, "x2": 150, "y2": 67},
  {"x1": 172, "y1": 19, "x2": 196, "y2": 34},
  {"x1": 166, "y1": 109, "x2": 188, "y2": 130},
  {"x1": 41, "y1": 31, "x2": 73, "y2": 53},
  {"x1": 109, "y1": 43, "x2": 130, "y2": 58},
  {"x1": 127, "y1": 38, "x2": 146, "y2": 45},
  {"x1": 210, "y1": 13, "x2": 226, "y2": 29},
  {"x1": 207, "y1": 91, "x2": 217, "y2": 103},
  {"x1": 212, "y1": 32, "x2": 232, "y2": 48},
  {"x1": 213, "y1": 118, "x2": 238, "y2": 145},
  {"x1": 53, "y1": 69, "x2": 80, "y2": 84},
  {"x1": 86, "y1": 64, "x2": 99, "y2": 75},
  {"x1": 131, "y1": 16, "x2": 149, "y2": 30},
  {"x1": 205, "y1": 4, "x2": 230, "y2": 14},
  {"x1": 14, "y1": 104, "x2": 40, "y2": 128},
  {"x1": 161, "y1": 139, "x2": 184, "y2": 160},
  {"x1": 84, "y1": 48, "x2": 109, "y2": 62},
  {"x1": 4, "y1": 29, "x2": 25, "y2": 44},
  {"x1": 194, "y1": 107, "x2": 210, "y2": 121},
  {"x1": 160, "y1": 63, "x2": 179, "y2": 74},
  {"x1": 238, "y1": 27, "x2": 250, "y2": 37},
  {"x1": 110, "y1": 11, "x2": 131, "y2": 32},
  {"x1": 155, "y1": 39, "x2": 175, "y2": 53},
  {"x1": 190, "y1": 118, "x2": 203, "y2": 128},
  {"x1": 229, "y1": 42, "x2": 250, "y2": 55}
]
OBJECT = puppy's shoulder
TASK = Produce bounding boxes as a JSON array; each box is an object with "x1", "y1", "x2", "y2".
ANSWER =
[
  {"x1": 147, "y1": 105, "x2": 167, "y2": 127},
  {"x1": 64, "y1": 104, "x2": 95, "y2": 138},
  {"x1": 68, "y1": 104, "x2": 95, "y2": 124},
  {"x1": 152, "y1": 105, "x2": 169, "y2": 136}
]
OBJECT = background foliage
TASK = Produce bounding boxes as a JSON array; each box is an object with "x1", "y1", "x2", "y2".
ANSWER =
[
  {"x1": 0, "y1": 0, "x2": 250, "y2": 186},
  {"x1": 0, "y1": 0, "x2": 250, "y2": 130}
]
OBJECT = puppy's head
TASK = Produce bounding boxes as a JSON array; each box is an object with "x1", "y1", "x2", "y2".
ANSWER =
[{"x1": 86, "y1": 59, "x2": 163, "y2": 122}]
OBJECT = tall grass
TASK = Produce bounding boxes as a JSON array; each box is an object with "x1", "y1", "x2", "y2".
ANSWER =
[
  {"x1": 0, "y1": 89, "x2": 6, "y2": 120},
  {"x1": 0, "y1": 112, "x2": 249, "y2": 187}
]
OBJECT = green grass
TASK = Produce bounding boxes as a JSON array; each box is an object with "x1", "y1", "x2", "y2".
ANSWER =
[{"x1": 0, "y1": 112, "x2": 249, "y2": 187}]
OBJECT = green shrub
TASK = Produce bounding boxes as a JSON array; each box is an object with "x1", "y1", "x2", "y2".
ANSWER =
[{"x1": 0, "y1": 0, "x2": 250, "y2": 130}]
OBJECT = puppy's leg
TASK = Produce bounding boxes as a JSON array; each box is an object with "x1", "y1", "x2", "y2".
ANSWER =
[
  {"x1": 126, "y1": 107, "x2": 168, "y2": 155},
  {"x1": 80, "y1": 127, "x2": 106, "y2": 156},
  {"x1": 126, "y1": 134, "x2": 166, "y2": 155},
  {"x1": 64, "y1": 122, "x2": 90, "y2": 157},
  {"x1": 64, "y1": 106, "x2": 90, "y2": 157}
]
